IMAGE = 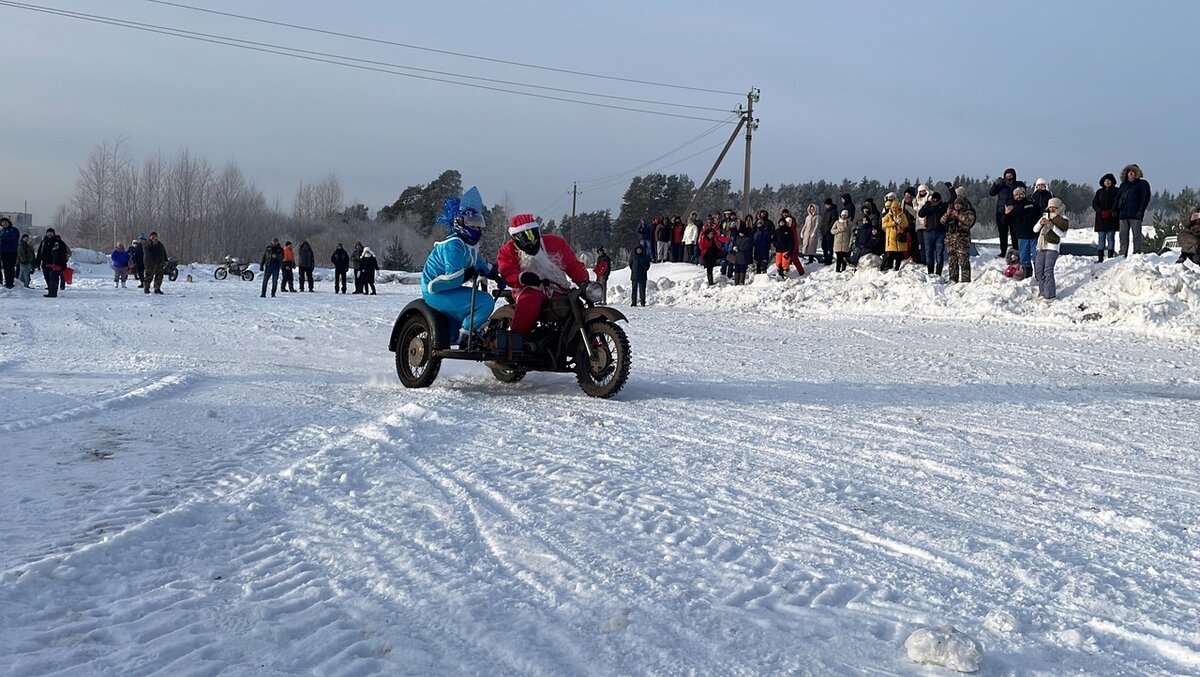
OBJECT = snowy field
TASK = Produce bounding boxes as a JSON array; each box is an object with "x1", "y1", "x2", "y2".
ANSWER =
[{"x1": 2, "y1": 251, "x2": 1200, "y2": 675}]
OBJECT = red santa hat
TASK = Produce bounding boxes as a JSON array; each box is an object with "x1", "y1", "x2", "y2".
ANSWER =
[{"x1": 509, "y1": 213, "x2": 539, "y2": 235}]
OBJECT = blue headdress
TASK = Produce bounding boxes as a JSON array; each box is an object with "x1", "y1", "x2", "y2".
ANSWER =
[{"x1": 438, "y1": 186, "x2": 485, "y2": 245}]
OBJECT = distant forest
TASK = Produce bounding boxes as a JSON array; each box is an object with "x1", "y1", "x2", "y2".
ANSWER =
[{"x1": 51, "y1": 138, "x2": 1197, "y2": 266}]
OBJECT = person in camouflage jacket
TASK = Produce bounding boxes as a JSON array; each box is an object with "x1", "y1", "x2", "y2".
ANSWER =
[{"x1": 941, "y1": 196, "x2": 977, "y2": 283}]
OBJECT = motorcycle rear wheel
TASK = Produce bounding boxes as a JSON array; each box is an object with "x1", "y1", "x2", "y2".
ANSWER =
[
  {"x1": 241, "y1": 270, "x2": 255, "y2": 281},
  {"x1": 574, "y1": 321, "x2": 630, "y2": 399}
]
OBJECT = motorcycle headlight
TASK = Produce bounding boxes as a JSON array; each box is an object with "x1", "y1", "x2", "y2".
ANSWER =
[{"x1": 584, "y1": 281, "x2": 605, "y2": 303}]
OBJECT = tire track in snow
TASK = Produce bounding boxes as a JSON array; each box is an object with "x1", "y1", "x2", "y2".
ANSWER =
[{"x1": 0, "y1": 372, "x2": 192, "y2": 434}]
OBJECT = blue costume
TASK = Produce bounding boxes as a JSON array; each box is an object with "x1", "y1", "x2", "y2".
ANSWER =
[{"x1": 420, "y1": 187, "x2": 496, "y2": 341}]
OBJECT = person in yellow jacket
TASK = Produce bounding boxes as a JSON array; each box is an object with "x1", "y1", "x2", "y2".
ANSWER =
[{"x1": 881, "y1": 199, "x2": 910, "y2": 271}]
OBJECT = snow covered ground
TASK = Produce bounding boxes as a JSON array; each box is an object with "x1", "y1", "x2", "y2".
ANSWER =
[{"x1": 2, "y1": 251, "x2": 1199, "y2": 675}]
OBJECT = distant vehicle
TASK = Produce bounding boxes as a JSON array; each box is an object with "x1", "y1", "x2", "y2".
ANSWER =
[
  {"x1": 214, "y1": 256, "x2": 255, "y2": 281},
  {"x1": 165, "y1": 258, "x2": 180, "y2": 282},
  {"x1": 1160, "y1": 236, "x2": 1179, "y2": 255}
]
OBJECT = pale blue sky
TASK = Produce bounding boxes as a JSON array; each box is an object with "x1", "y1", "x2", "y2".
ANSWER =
[{"x1": 2, "y1": 0, "x2": 1197, "y2": 225}]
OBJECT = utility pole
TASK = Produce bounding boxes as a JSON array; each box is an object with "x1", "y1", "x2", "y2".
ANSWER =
[
  {"x1": 742, "y1": 88, "x2": 760, "y2": 218},
  {"x1": 571, "y1": 181, "x2": 578, "y2": 219}
]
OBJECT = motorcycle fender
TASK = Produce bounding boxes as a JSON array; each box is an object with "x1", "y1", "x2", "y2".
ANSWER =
[
  {"x1": 389, "y1": 299, "x2": 452, "y2": 352},
  {"x1": 583, "y1": 306, "x2": 628, "y2": 325}
]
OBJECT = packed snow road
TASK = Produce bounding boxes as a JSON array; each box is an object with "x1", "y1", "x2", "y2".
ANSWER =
[{"x1": 2, "y1": 270, "x2": 1199, "y2": 675}]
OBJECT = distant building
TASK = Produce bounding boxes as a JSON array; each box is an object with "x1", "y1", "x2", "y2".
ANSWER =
[{"x1": 0, "y1": 211, "x2": 33, "y2": 231}]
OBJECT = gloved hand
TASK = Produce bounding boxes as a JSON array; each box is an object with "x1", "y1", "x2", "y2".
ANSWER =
[
  {"x1": 487, "y1": 268, "x2": 507, "y2": 290},
  {"x1": 463, "y1": 267, "x2": 478, "y2": 283},
  {"x1": 519, "y1": 271, "x2": 541, "y2": 287}
]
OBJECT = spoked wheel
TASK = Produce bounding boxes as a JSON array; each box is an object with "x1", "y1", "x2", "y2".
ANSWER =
[
  {"x1": 214, "y1": 267, "x2": 229, "y2": 280},
  {"x1": 396, "y1": 315, "x2": 442, "y2": 388},
  {"x1": 241, "y1": 270, "x2": 255, "y2": 281},
  {"x1": 574, "y1": 321, "x2": 630, "y2": 398}
]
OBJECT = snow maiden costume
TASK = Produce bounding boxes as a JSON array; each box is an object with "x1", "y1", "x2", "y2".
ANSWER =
[{"x1": 419, "y1": 187, "x2": 499, "y2": 343}]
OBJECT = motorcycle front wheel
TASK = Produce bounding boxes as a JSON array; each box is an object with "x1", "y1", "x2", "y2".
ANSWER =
[
  {"x1": 214, "y1": 267, "x2": 228, "y2": 280},
  {"x1": 574, "y1": 321, "x2": 630, "y2": 399}
]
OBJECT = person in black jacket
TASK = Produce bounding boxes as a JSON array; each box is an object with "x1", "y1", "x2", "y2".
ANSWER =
[
  {"x1": 988, "y1": 168, "x2": 1027, "y2": 257},
  {"x1": 330, "y1": 243, "x2": 350, "y2": 293},
  {"x1": 1116, "y1": 163, "x2": 1152, "y2": 256},
  {"x1": 260, "y1": 238, "x2": 284, "y2": 298},
  {"x1": 820, "y1": 198, "x2": 837, "y2": 265},
  {"x1": 1092, "y1": 173, "x2": 1120, "y2": 262},
  {"x1": 653, "y1": 217, "x2": 671, "y2": 263},
  {"x1": 629, "y1": 244, "x2": 651, "y2": 306},
  {"x1": 1006, "y1": 186, "x2": 1041, "y2": 278},
  {"x1": 359, "y1": 246, "x2": 378, "y2": 295},
  {"x1": 35, "y1": 230, "x2": 70, "y2": 297},
  {"x1": 918, "y1": 192, "x2": 950, "y2": 276},
  {"x1": 297, "y1": 240, "x2": 316, "y2": 291}
]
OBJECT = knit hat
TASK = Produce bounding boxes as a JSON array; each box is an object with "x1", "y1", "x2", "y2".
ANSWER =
[
  {"x1": 1047, "y1": 197, "x2": 1065, "y2": 212},
  {"x1": 508, "y1": 213, "x2": 539, "y2": 235},
  {"x1": 1035, "y1": 178, "x2": 1049, "y2": 189}
]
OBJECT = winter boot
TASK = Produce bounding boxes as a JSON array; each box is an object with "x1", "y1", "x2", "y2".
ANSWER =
[
  {"x1": 1023, "y1": 266, "x2": 1033, "y2": 280},
  {"x1": 935, "y1": 263, "x2": 944, "y2": 276},
  {"x1": 1097, "y1": 250, "x2": 1105, "y2": 263}
]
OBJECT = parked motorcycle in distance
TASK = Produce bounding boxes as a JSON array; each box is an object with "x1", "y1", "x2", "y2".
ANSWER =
[{"x1": 214, "y1": 256, "x2": 255, "y2": 281}]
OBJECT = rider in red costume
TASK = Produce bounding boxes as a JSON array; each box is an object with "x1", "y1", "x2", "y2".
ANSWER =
[{"x1": 496, "y1": 213, "x2": 589, "y2": 352}]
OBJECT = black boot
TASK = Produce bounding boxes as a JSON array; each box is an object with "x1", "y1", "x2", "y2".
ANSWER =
[
  {"x1": 1098, "y1": 250, "x2": 1105, "y2": 263},
  {"x1": 935, "y1": 263, "x2": 943, "y2": 276}
]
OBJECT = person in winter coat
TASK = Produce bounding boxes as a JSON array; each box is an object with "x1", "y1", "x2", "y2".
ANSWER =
[
  {"x1": 628, "y1": 244, "x2": 652, "y2": 306},
  {"x1": 17, "y1": 233, "x2": 35, "y2": 288},
  {"x1": 1005, "y1": 186, "x2": 1041, "y2": 278},
  {"x1": 128, "y1": 236, "x2": 145, "y2": 282},
  {"x1": 670, "y1": 215, "x2": 685, "y2": 262},
  {"x1": 942, "y1": 196, "x2": 977, "y2": 283},
  {"x1": 881, "y1": 200, "x2": 909, "y2": 272},
  {"x1": 800, "y1": 203, "x2": 820, "y2": 263},
  {"x1": 820, "y1": 198, "x2": 838, "y2": 265},
  {"x1": 831, "y1": 210, "x2": 853, "y2": 272},
  {"x1": 330, "y1": 243, "x2": 350, "y2": 293},
  {"x1": 110, "y1": 243, "x2": 131, "y2": 288},
  {"x1": 592, "y1": 247, "x2": 611, "y2": 303},
  {"x1": 653, "y1": 217, "x2": 672, "y2": 263},
  {"x1": 751, "y1": 218, "x2": 772, "y2": 275},
  {"x1": 636, "y1": 219, "x2": 654, "y2": 256},
  {"x1": 142, "y1": 232, "x2": 168, "y2": 295},
  {"x1": 260, "y1": 238, "x2": 284, "y2": 297},
  {"x1": 1092, "y1": 173, "x2": 1120, "y2": 262},
  {"x1": 860, "y1": 199, "x2": 881, "y2": 228},
  {"x1": 280, "y1": 242, "x2": 297, "y2": 292},
  {"x1": 0, "y1": 216, "x2": 19, "y2": 288},
  {"x1": 849, "y1": 212, "x2": 883, "y2": 267},
  {"x1": 698, "y1": 223, "x2": 728, "y2": 286},
  {"x1": 839, "y1": 193, "x2": 856, "y2": 221},
  {"x1": 35, "y1": 229, "x2": 69, "y2": 297},
  {"x1": 1034, "y1": 197, "x2": 1069, "y2": 299},
  {"x1": 1176, "y1": 206, "x2": 1200, "y2": 265},
  {"x1": 351, "y1": 241, "x2": 364, "y2": 293},
  {"x1": 989, "y1": 168, "x2": 1027, "y2": 257},
  {"x1": 359, "y1": 247, "x2": 378, "y2": 295},
  {"x1": 297, "y1": 240, "x2": 316, "y2": 291},
  {"x1": 773, "y1": 210, "x2": 802, "y2": 278},
  {"x1": 1003, "y1": 247, "x2": 1026, "y2": 280},
  {"x1": 918, "y1": 192, "x2": 949, "y2": 276},
  {"x1": 422, "y1": 197, "x2": 500, "y2": 343},
  {"x1": 496, "y1": 213, "x2": 591, "y2": 352},
  {"x1": 683, "y1": 213, "x2": 701, "y2": 264},
  {"x1": 902, "y1": 188, "x2": 923, "y2": 264},
  {"x1": 1116, "y1": 163, "x2": 1152, "y2": 256},
  {"x1": 731, "y1": 226, "x2": 753, "y2": 285},
  {"x1": 1030, "y1": 179, "x2": 1054, "y2": 214}
]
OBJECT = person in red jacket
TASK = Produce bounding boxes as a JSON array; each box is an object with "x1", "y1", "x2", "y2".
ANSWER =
[
  {"x1": 496, "y1": 213, "x2": 589, "y2": 352},
  {"x1": 592, "y1": 247, "x2": 611, "y2": 303}
]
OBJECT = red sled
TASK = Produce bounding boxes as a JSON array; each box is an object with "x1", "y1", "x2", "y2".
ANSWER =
[{"x1": 63, "y1": 267, "x2": 75, "y2": 285}]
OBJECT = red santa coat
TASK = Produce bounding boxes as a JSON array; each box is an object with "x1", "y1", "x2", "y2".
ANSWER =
[{"x1": 496, "y1": 235, "x2": 590, "y2": 335}]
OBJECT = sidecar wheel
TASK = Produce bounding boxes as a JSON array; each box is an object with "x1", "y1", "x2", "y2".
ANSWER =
[
  {"x1": 574, "y1": 321, "x2": 630, "y2": 399},
  {"x1": 396, "y1": 314, "x2": 442, "y2": 388},
  {"x1": 487, "y1": 364, "x2": 527, "y2": 383}
]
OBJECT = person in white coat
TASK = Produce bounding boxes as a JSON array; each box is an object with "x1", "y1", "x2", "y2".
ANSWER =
[
  {"x1": 1034, "y1": 197, "x2": 1069, "y2": 300},
  {"x1": 799, "y1": 203, "x2": 820, "y2": 263}
]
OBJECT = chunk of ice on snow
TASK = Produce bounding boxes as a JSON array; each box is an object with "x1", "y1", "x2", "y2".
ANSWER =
[{"x1": 904, "y1": 625, "x2": 983, "y2": 673}]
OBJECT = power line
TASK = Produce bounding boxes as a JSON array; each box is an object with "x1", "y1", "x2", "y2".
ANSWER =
[
  {"x1": 0, "y1": 1, "x2": 735, "y2": 123},
  {"x1": 142, "y1": 0, "x2": 743, "y2": 97},
  {"x1": 578, "y1": 114, "x2": 738, "y2": 188}
]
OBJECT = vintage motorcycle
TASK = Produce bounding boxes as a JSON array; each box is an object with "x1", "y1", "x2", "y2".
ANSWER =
[
  {"x1": 214, "y1": 256, "x2": 255, "y2": 281},
  {"x1": 388, "y1": 279, "x2": 631, "y2": 398}
]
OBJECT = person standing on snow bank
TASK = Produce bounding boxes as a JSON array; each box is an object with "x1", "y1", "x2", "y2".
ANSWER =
[
  {"x1": 1092, "y1": 173, "x2": 1120, "y2": 262},
  {"x1": 1177, "y1": 207, "x2": 1200, "y2": 265},
  {"x1": 496, "y1": 213, "x2": 589, "y2": 351},
  {"x1": 1034, "y1": 197, "x2": 1069, "y2": 300},
  {"x1": 800, "y1": 203, "x2": 820, "y2": 264},
  {"x1": 774, "y1": 209, "x2": 802, "y2": 278},
  {"x1": 832, "y1": 210, "x2": 853, "y2": 273},
  {"x1": 0, "y1": 216, "x2": 19, "y2": 288},
  {"x1": 683, "y1": 213, "x2": 701, "y2": 264},
  {"x1": 1116, "y1": 163, "x2": 1151, "y2": 256},
  {"x1": 420, "y1": 188, "x2": 501, "y2": 346},
  {"x1": 593, "y1": 247, "x2": 611, "y2": 303},
  {"x1": 942, "y1": 196, "x2": 977, "y2": 283},
  {"x1": 989, "y1": 168, "x2": 1026, "y2": 257}
]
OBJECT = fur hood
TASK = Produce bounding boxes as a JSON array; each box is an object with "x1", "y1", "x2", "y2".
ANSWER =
[{"x1": 1122, "y1": 164, "x2": 1144, "y2": 181}]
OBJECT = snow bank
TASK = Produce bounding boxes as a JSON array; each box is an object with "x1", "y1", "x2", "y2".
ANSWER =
[
  {"x1": 605, "y1": 254, "x2": 1200, "y2": 336},
  {"x1": 69, "y1": 247, "x2": 109, "y2": 265}
]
